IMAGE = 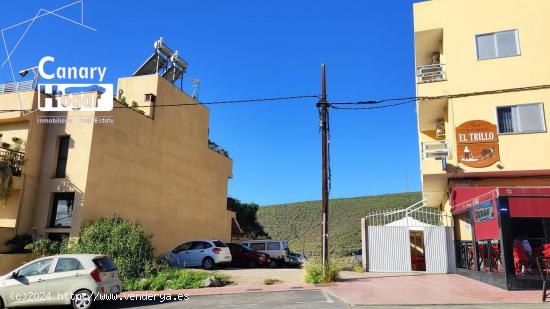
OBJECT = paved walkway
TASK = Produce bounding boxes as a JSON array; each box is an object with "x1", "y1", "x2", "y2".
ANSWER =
[
  {"x1": 120, "y1": 272, "x2": 543, "y2": 306},
  {"x1": 322, "y1": 272, "x2": 542, "y2": 305}
]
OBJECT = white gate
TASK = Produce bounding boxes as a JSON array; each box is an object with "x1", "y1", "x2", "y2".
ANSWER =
[{"x1": 361, "y1": 201, "x2": 455, "y2": 273}]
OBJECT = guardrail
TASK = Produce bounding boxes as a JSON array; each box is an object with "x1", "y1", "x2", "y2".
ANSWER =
[
  {"x1": 417, "y1": 64, "x2": 446, "y2": 83},
  {"x1": 0, "y1": 80, "x2": 36, "y2": 94}
]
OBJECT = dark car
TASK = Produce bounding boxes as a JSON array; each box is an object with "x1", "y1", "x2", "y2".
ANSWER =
[{"x1": 227, "y1": 243, "x2": 270, "y2": 267}]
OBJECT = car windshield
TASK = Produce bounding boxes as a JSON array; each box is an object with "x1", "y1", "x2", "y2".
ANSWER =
[{"x1": 282, "y1": 241, "x2": 289, "y2": 249}]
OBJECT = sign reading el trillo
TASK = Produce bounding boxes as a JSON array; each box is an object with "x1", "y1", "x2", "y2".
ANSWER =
[{"x1": 456, "y1": 120, "x2": 500, "y2": 168}]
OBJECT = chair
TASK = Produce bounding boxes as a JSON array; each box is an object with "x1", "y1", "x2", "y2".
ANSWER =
[
  {"x1": 513, "y1": 242, "x2": 528, "y2": 275},
  {"x1": 536, "y1": 256, "x2": 550, "y2": 302}
]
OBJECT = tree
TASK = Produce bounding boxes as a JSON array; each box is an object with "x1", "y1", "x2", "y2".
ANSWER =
[{"x1": 228, "y1": 198, "x2": 269, "y2": 239}]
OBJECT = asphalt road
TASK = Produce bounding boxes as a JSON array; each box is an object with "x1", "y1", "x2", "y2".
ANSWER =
[{"x1": 95, "y1": 289, "x2": 350, "y2": 308}]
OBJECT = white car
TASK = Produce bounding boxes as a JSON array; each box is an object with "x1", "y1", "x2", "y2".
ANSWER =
[
  {"x1": 158, "y1": 240, "x2": 232, "y2": 270},
  {"x1": 240, "y1": 240, "x2": 290, "y2": 267},
  {"x1": 0, "y1": 254, "x2": 121, "y2": 309}
]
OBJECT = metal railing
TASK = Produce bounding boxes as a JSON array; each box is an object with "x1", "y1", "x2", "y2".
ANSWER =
[
  {"x1": 422, "y1": 140, "x2": 450, "y2": 160},
  {"x1": 417, "y1": 64, "x2": 446, "y2": 83},
  {"x1": 0, "y1": 148, "x2": 25, "y2": 176},
  {"x1": 0, "y1": 80, "x2": 36, "y2": 94},
  {"x1": 365, "y1": 200, "x2": 452, "y2": 227}
]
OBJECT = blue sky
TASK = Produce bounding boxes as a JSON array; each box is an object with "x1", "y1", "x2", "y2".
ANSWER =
[{"x1": 0, "y1": 0, "x2": 423, "y2": 205}]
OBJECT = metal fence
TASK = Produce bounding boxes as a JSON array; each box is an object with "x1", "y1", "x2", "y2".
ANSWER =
[
  {"x1": 0, "y1": 80, "x2": 36, "y2": 94},
  {"x1": 365, "y1": 200, "x2": 453, "y2": 227}
]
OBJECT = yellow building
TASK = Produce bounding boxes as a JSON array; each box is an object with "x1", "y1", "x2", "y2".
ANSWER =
[
  {"x1": 0, "y1": 44, "x2": 237, "y2": 256},
  {"x1": 415, "y1": 0, "x2": 550, "y2": 289}
]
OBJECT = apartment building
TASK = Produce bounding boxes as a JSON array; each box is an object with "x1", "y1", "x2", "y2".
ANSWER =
[
  {"x1": 415, "y1": 0, "x2": 550, "y2": 289},
  {"x1": 0, "y1": 42, "x2": 237, "y2": 256}
]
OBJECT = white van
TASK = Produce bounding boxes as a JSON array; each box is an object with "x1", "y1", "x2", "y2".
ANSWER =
[{"x1": 240, "y1": 240, "x2": 289, "y2": 267}]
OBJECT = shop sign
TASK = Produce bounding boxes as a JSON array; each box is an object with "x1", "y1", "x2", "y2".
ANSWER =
[{"x1": 456, "y1": 120, "x2": 500, "y2": 168}]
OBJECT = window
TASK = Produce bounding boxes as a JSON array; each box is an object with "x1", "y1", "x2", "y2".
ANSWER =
[
  {"x1": 144, "y1": 93, "x2": 156, "y2": 103},
  {"x1": 18, "y1": 259, "x2": 53, "y2": 277},
  {"x1": 190, "y1": 241, "x2": 211, "y2": 250},
  {"x1": 267, "y1": 242, "x2": 280, "y2": 250},
  {"x1": 49, "y1": 193, "x2": 75, "y2": 228},
  {"x1": 55, "y1": 136, "x2": 70, "y2": 178},
  {"x1": 55, "y1": 258, "x2": 83, "y2": 272},
  {"x1": 213, "y1": 241, "x2": 227, "y2": 247},
  {"x1": 250, "y1": 243, "x2": 265, "y2": 251},
  {"x1": 174, "y1": 242, "x2": 192, "y2": 252},
  {"x1": 476, "y1": 30, "x2": 520, "y2": 60},
  {"x1": 93, "y1": 257, "x2": 117, "y2": 272},
  {"x1": 497, "y1": 103, "x2": 546, "y2": 134},
  {"x1": 474, "y1": 201, "x2": 494, "y2": 222}
]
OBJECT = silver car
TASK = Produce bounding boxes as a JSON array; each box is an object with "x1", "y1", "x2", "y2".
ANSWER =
[
  {"x1": 158, "y1": 240, "x2": 232, "y2": 270},
  {"x1": 0, "y1": 254, "x2": 121, "y2": 309}
]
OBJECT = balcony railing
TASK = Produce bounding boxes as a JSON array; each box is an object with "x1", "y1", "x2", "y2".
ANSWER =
[
  {"x1": 0, "y1": 148, "x2": 25, "y2": 176},
  {"x1": 0, "y1": 80, "x2": 36, "y2": 94},
  {"x1": 422, "y1": 140, "x2": 450, "y2": 160},
  {"x1": 417, "y1": 64, "x2": 446, "y2": 83}
]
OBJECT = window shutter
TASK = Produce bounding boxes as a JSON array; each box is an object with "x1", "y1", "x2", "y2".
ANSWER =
[
  {"x1": 476, "y1": 34, "x2": 497, "y2": 60},
  {"x1": 495, "y1": 30, "x2": 519, "y2": 57},
  {"x1": 518, "y1": 103, "x2": 545, "y2": 133}
]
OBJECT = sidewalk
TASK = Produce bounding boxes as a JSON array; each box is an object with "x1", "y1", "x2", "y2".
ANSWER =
[
  {"x1": 119, "y1": 272, "x2": 543, "y2": 306},
  {"x1": 322, "y1": 272, "x2": 542, "y2": 306}
]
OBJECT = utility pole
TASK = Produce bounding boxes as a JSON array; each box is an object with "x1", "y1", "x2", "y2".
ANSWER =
[{"x1": 317, "y1": 64, "x2": 330, "y2": 273}]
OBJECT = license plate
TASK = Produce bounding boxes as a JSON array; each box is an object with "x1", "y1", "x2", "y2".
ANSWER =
[
  {"x1": 224, "y1": 256, "x2": 230, "y2": 259},
  {"x1": 110, "y1": 285, "x2": 120, "y2": 293}
]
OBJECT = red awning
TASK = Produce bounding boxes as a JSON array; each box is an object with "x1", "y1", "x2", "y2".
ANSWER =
[
  {"x1": 451, "y1": 187, "x2": 498, "y2": 214},
  {"x1": 509, "y1": 197, "x2": 550, "y2": 218}
]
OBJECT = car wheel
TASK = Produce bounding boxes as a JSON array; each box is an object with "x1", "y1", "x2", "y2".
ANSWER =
[
  {"x1": 202, "y1": 257, "x2": 215, "y2": 270},
  {"x1": 0, "y1": 296, "x2": 4, "y2": 309},
  {"x1": 248, "y1": 260, "x2": 257, "y2": 268},
  {"x1": 72, "y1": 289, "x2": 94, "y2": 309}
]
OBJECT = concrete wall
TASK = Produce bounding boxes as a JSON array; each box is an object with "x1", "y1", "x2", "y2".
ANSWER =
[
  {"x1": 414, "y1": 0, "x2": 550, "y2": 209},
  {"x1": 82, "y1": 75, "x2": 233, "y2": 254},
  {"x1": 0, "y1": 253, "x2": 36, "y2": 275}
]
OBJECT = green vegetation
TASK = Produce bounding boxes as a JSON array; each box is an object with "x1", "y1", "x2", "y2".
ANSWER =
[
  {"x1": 263, "y1": 278, "x2": 283, "y2": 285},
  {"x1": 66, "y1": 216, "x2": 154, "y2": 280},
  {"x1": 0, "y1": 145, "x2": 24, "y2": 204},
  {"x1": 228, "y1": 198, "x2": 269, "y2": 239},
  {"x1": 304, "y1": 259, "x2": 341, "y2": 284},
  {"x1": 257, "y1": 192, "x2": 422, "y2": 257},
  {"x1": 208, "y1": 140, "x2": 230, "y2": 158},
  {"x1": 123, "y1": 268, "x2": 231, "y2": 292}
]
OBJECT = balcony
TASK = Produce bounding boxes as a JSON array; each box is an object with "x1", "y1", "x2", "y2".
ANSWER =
[
  {"x1": 417, "y1": 64, "x2": 446, "y2": 84},
  {"x1": 0, "y1": 148, "x2": 25, "y2": 176},
  {"x1": 0, "y1": 80, "x2": 36, "y2": 94},
  {"x1": 422, "y1": 140, "x2": 450, "y2": 160}
]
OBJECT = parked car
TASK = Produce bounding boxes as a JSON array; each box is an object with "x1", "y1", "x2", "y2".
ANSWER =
[
  {"x1": 227, "y1": 243, "x2": 270, "y2": 267},
  {"x1": 0, "y1": 254, "x2": 121, "y2": 309},
  {"x1": 287, "y1": 252, "x2": 308, "y2": 268},
  {"x1": 158, "y1": 240, "x2": 232, "y2": 270},
  {"x1": 240, "y1": 240, "x2": 289, "y2": 267},
  {"x1": 354, "y1": 248, "x2": 362, "y2": 264}
]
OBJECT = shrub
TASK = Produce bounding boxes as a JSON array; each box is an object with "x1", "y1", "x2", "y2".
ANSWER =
[
  {"x1": 123, "y1": 268, "x2": 231, "y2": 291},
  {"x1": 263, "y1": 278, "x2": 282, "y2": 285},
  {"x1": 67, "y1": 216, "x2": 154, "y2": 280},
  {"x1": 5, "y1": 234, "x2": 33, "y2": 253},
  {"x1": 304, "y1": 259, "x2": 341, "y2": 284},
  {"x1": 25, "y1": 239, "x2": 66, "y2": 257}
]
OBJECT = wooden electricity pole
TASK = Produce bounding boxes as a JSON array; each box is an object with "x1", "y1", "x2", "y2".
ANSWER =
[{"x1": 317, "y1": 64, "x2": 330, "y2": 273}]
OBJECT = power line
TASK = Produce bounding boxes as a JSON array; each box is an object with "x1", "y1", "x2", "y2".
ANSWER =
[{"x1": 330, "y1": 99, "x2": 418, "y2": 110}]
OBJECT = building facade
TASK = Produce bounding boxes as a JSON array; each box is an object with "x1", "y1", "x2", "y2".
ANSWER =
[
  {"x1": 415, "y1": 0, "x2": 550, "y2": 289},
  {"x1": 0, "y1": 60, "x2": 236, "y2": 255}
]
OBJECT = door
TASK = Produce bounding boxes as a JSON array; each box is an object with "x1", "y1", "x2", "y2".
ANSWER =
[
  {"x1": 424, "y1": 226, "x2": 456, "y2": 273},
  {"x1": 174, "y1": 242, "x2": 193, "y2": 267},
  {"x1": 410, "y1": 230, "x2": 426, "y2": 271},
  {"x1": 2, "y1": 258, "x2": 54, "y2": 307},
  {"x1": 368, "y1": 226, "x2": 411, "y2": 272},
  {"x1": 42, "y1": 257, "x2": 86, "y2": 300},
  {"x1": 187, "y1": 241, "x2": 212, "y2": 266}
]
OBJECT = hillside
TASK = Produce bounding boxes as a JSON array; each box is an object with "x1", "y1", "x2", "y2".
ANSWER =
[{"x1": 256, "y1": 192, "x2": 422, "y2": 257}]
